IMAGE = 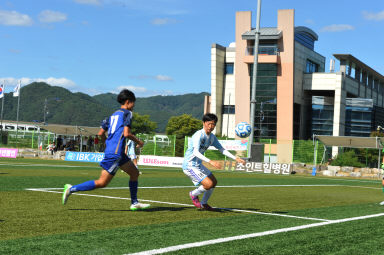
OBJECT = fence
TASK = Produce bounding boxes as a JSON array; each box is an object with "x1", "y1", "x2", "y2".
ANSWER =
[
  {"x1": 0, "y1": 130, "x2": 55, "y2": 150},
  {"x1": 1, "y1": 130, "x2": 379, "y2": 167},
  {"x1": 0, "y1": 131, "x2": 177, "y2": 157}
]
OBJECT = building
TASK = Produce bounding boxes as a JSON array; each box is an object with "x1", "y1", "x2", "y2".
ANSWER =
[{"x1": 206, "y1": 9, "x2": 384, "y2": 163}]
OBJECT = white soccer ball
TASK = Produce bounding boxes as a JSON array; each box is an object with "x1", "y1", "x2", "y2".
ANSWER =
[{"x1": 235, "y1": 122, "x2": 251, "y2": 138}]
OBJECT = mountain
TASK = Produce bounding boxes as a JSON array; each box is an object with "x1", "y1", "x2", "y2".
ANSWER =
[
  {"x1": 1, "y1": 82, "x2": 208, "y2": 132},
  {"x1": 93, "y1": 92, "x2": 209, "y2": 132}
]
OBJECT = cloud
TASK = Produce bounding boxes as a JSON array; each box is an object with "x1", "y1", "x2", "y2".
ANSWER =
[
  {"x1": 321, "y1": 24, "x2": 354, "y2": 32},
  {"x1": 0, "y1": 77, "x2": 77, "y2": 90},
  {"x1": 113, "y1": 85, "x2": 174, "y2": 97},
  {"x1": 151, "y1": 17, "x2": 177, "y2": 25},
  {"x1": 362, "y1": 10, "x2": 384, "y2": 21},
  {"x1": 38, "y1": 10, "x2": 67, "y2": 23},
  {"x1": 0, "y1": 10, "x2": 33, "y2": 26},
  {"x1": 129, "y1": 74, "x2": 174, "y2": 81},
  {"x1": 74, "y1": 0, "x2": 102, "y2": 6}
]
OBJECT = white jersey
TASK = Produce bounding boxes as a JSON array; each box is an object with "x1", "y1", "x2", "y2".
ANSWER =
[{"x1": 182, "y1": 129, "x2": 224, "y2": 169}]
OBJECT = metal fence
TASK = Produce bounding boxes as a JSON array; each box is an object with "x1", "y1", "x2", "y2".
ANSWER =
[{"x1": 0, "y1": 131, "x2": 177, "y2": 157}]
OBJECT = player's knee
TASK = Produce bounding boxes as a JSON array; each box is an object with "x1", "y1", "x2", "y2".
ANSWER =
[{"x1": 96, "y1": 180, "x2": 108, "y2": 188}]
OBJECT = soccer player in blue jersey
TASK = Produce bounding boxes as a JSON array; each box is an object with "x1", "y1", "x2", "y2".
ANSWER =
[
  {"x1": 183, "y1": 113, "x2": 246, "y2": 210},
  {"x1": 62, "y1": 89, "x2": 150, "y2": 211}
]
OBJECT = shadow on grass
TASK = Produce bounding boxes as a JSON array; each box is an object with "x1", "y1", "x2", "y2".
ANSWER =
[
  {"x1": 218, "y1": 207, "x2": 289, "y2": 214},
  {"x1": 0, "y1": 173, "x2": 9, "y2": 174},
  {"x1": 68, "y1": 206, "x2": 191, "y2": 212}
]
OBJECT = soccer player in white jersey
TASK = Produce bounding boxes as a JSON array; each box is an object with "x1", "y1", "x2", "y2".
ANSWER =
[
  {"x1": 125, "y1": 139, "x2": 141, "y2": 174},
  {"x1": 183, "y1": 113, "x2": 246, "y2": 210},
  {"x1": 62, "y1": 89, "x2": 150, "y2": 211}
]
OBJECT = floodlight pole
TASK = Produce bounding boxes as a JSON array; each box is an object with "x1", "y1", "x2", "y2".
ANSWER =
[{"x1": 248, "y1": 0, "x2": 262, "y2": 160}]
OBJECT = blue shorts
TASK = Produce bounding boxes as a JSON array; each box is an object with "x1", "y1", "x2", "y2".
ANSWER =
[{"x1": 100, "y1": 154, "x2": 130, "y2": 176}]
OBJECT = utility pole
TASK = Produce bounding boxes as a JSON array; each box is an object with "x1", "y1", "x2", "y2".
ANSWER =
[{"x1": 248, "y1": 0, "x2": 262, "y2": 160}]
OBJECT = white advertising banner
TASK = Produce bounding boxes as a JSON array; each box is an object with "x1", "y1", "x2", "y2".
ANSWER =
[
  {"x1": 187, "y1": 137, "x2": 248, "y2": 151},
  {"x1": 138, "y1": 155, "x2": 184, "y2": 168}
]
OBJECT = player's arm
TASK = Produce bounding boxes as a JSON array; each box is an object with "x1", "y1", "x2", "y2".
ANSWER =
[
  {"x1": 191, "y1": 135, "x2": 221, "y2": 169},
  {"x1": 124, "y1": 126, "x2": 144, "y2": 148},
  {"x1": 97, "y1": 128, "x2": 106, "y2": 144}
]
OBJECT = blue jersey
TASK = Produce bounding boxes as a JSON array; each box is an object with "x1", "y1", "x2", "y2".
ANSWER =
[
  {"x1": 182, "y1": 129, "x2": 224, "y2": 169},
  {"x1": 101, "y1": 108, "x2": 132, "y2": 156}
]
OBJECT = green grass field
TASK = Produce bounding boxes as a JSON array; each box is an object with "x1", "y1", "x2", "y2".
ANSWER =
[{"x1": 1, "y1": 158, "x2": 384, "y2": 254}]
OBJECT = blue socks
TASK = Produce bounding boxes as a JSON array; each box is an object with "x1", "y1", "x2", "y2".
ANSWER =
[
  {"x1": 69, "y1": 180, "x2": 138, "y2": 205},
  {"x1": 70, "y1": 180, "x2": 96, "y2": 193},
  {"x1": 129, "y1": 180, "x2": 138, "y2": 205}
]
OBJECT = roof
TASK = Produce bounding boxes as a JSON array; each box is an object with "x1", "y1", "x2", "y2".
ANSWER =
[
  {"x1": 40, "y1": 124, "x2": 100, "y2": 136},
  {"x1": 333, "y1": 54, "x2": 384, "y2": 83},
  {"x1": 294, "y1": 26, "x2": 318, "y2": 41},
  {"x1": 242, "y1": 27, "x2": 282, "y2": 40},
  {"x1": 315, "y1": 135, "x2": 384, "y2": 149}
]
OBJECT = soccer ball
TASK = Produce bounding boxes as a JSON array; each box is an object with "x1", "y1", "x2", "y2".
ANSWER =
[{"x1": 235, "y1": 122, "x2": 251, "y2": 138}]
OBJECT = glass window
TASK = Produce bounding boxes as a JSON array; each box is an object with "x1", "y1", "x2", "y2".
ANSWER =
[
  {"x1": 222, "y1": 105, "x2": 235, "y2": 114},
  {"x1": 249, "y1": 63, "x2": 277, "y2": 141},
  {"x1": 225, "y1": 63, "x2": 234, "y2": 75},
  {"x1": 306, "y1": 60, "x2": 319, "y2": 73}
]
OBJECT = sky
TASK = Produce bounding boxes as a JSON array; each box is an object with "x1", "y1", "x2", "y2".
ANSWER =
[{"x1": 0, "y1": 0, "x2": 383, "y2": 97}]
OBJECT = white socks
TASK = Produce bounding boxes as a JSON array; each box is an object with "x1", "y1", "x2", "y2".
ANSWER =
[{"x1": 191, "y1": 185, "x2": 206, "y2": 197}]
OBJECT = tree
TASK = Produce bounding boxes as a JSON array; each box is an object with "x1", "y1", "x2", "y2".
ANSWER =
[
  {"x1": 131, "y1": 112, "x2": 157, "y2": 135},
  {"x1": 166, "y1": 114, "x2": 202, "y2": 156}
]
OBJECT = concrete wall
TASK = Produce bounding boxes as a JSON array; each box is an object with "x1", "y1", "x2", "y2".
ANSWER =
[
  {"x1": 276, "y1": 9, "x2": 295, "y2": 163},
  {"x1": 211, "y1": 44, "x2": 226, "y2": 135}
]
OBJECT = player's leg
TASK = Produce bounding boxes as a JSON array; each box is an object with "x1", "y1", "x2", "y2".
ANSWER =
[
  {"x1": 62, "y1": 169, "x2": 113, "y2": 205},
  {"x1": 120, "y1": 160, "x2": 150, "y2": 211},
  {"x1": 200, "y1": 174, "x2": 217, "y2": 211},
  {"x1": 183, "y1": 164, "x2": 213, "y2": 208},
  {"x1": 62, "y1": 156, "x2": 119, "y2": 205}
]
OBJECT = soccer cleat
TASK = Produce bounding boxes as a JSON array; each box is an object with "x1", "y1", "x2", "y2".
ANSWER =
[
  {"x1": 130, "y1": 202, "x2": 150, "y2": 211},
  {"x1": 201, "y1": 204, "x2": 215, "y2": 211},
  {"x1": 189, "y1": 191, "x2": 201, "y2": 208},
  {"x1": 62, "y1": 184, "x2": 72, "y2": 205},
  {"x1": 380, "y1": 201, "x2": 384, "y2": 205}
]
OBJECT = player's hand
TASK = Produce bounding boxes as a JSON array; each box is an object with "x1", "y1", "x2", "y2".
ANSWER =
[
  {"x1": 235, "y1": 157, "x2": 246, "y2": 164},
  {"x1": 209, "y1": 161, "x2": 221, "y2": 169}
]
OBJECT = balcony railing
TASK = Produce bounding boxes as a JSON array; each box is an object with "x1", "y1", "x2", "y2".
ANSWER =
[{"x1": 246, "y1": 46, "x2": 280, "y2": 56}]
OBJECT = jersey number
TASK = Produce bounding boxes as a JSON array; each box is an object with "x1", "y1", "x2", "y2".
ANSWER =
[{"x1": 109, "y1": 115, "x2": 119, "y2": 134}]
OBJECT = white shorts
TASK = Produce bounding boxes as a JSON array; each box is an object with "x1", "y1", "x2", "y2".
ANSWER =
[{"x1": 183, "y1": 163, "x2": 212, "y2": 186}]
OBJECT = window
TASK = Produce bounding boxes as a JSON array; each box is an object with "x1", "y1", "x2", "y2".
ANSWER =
[
  {"x1": 222, "y1": 105, "x2": 235, "y2": 114},
  {"x1": 225, "y1": 63, "x2": 234, "y2": 75},
  {"x1": 306, "y1": 60, "x2": 318, "y2": 73}
]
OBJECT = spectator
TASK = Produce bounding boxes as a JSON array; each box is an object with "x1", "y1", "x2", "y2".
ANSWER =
[
  {"x1": 56, "y1": 135, "x2": 63, "y2": 150},
  {"x1": 94, "y1": 136, "x2": 99, "y2": 152},
  {"x1": 47, "y1": 142, "x2": 56, "y2": 155},
  {"x1": 87, "y1": 136, "x2": 93, "y2": 152},
  {"x1": 65, "y1": 141, "x2": 74, "y2": 151}
]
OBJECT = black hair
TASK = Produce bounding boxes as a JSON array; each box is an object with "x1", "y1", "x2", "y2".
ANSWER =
[
  {"x1": 117, "y1": 89, "x2": 136, "y2": 105},
  {"x1": 202, "y1": 113, "x2": 218, "y2": 123}
]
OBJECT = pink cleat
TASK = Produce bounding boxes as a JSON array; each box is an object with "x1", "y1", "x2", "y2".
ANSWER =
[{"x1": 189, "y1": 191, "x2": 201, "y2": 208}]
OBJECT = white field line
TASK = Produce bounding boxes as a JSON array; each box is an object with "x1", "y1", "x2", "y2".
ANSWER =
[
  {"x1": 0, "y1": 162, "x2": 97, "y2": 168},
  {"x1": 125, "y1": 212, "x2": 384, "y2": 255},
  {"x1": 26, "y1": 188, "x2": 330, "y2": 222},
  {"x1": 29, "y1": 184, "x2": 383, "y2": 191}
]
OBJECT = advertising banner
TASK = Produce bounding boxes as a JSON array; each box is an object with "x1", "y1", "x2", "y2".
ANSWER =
[
  {"x1": 187, "y1": 138, "x2": 248, "y2": 151},
  {"x1": 138, "y1": 155, "x2": 184, "y2": 168},
  {"x1": 65, "y1": 151, "x2": 104, "y2": 163},
  {"x1": 235, "y1": 162, "x2": 291, "y2": 175},
  {"x1": 0, "y1": 148, "x2": 18, "y2": 158}
]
